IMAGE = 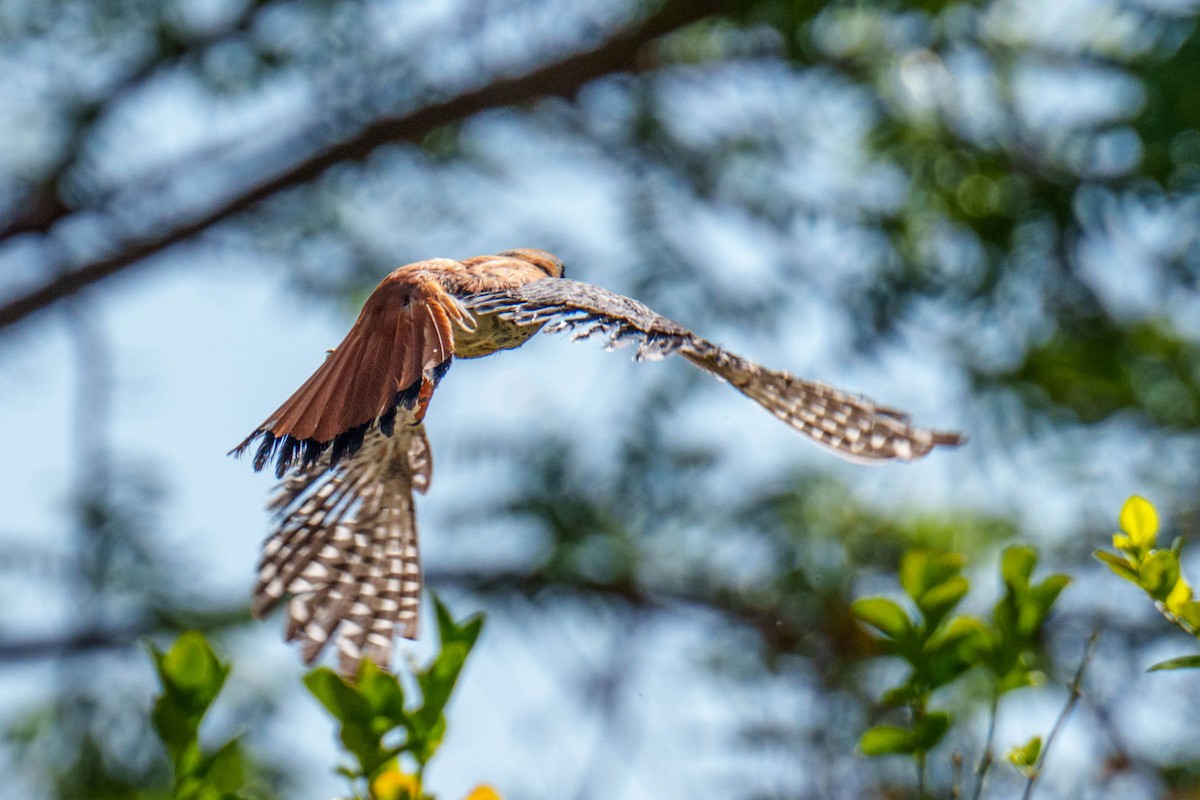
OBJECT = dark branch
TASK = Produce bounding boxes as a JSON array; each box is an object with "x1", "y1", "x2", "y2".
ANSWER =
[
  {"x1": 0, "y1": 604, "x2": 251, "y2": 662},
  {"x1": 0, "y1": 0, "x2": 277, "y2": 241},
  {"x1": 0, "y1": 0, "x2": 721, "y2": 333},
  {"x1": 0, "y1": 628, "x2": 146, "y2": 661},
  {"x1": 428, "y1": 565, "x2": 813, "y2": 654}
]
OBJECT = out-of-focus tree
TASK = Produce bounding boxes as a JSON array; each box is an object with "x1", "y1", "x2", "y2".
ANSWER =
[{"x1": 3, "y1": 0, "x2": 1200, "y2": 798}]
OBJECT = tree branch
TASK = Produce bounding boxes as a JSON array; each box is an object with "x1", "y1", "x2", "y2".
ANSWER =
[
  {"x1": 0, "y1": 0, "x2": 721, "y2": 333},
  {"x1": 0, "y1": 604, "x2": 251, "y2": 662},
  {"x1": 0, "y1": 0, "x2": 279, "y2": 241}
]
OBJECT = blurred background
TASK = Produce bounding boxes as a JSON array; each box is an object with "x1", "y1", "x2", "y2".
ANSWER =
[{"x1": 2, "y1": 0, "x2": 1200, "y2": 797}]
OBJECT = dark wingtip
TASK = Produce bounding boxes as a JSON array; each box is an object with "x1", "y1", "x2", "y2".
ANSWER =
[
  {"x1": 395, "y1": 379, "x2": 421, "y2": 411},
  {"x1": 431, "y1": 356, "x2": 452, "y2": 385},
  {"x1": 228, "y1": 432, "x2": 260, "y2": 460},
  {"x1": 235, "y1": 359, "x2": 456, "y2": 476},
  {"x1": 253, "y1": 433, "x2": 278, "y2": 472}
]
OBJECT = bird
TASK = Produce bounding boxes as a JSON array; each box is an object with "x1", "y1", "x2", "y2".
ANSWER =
[{"x1": 232, "y1": 248, "x2": 963, "y2": 674}]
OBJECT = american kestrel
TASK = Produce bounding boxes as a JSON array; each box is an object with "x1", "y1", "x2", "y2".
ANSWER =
[{"x1": 232, "y1": 248, "x2": 962, "y2": 673}]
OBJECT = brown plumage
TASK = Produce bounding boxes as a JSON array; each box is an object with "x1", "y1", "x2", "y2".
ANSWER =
[{"x1": 233, "y1": 248, "x2": 962, "y2": 674}]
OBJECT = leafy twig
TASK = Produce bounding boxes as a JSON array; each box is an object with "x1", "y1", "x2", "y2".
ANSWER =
[
  {"x1": 970, "y1": 691, "x2": 999, "y2": 800},
  {"x1": 1021, "y1": 630, "x2": 1100, "y2": 800}
]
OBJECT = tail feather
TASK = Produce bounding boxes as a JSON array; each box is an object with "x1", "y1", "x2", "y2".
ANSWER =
[{"x1": 253, "y1": 421, "x2": 430, "y2": 674}]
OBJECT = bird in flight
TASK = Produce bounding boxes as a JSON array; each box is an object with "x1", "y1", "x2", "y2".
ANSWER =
[{"x1": 232, "y1": 248, "x2": 962, "y2": 674}]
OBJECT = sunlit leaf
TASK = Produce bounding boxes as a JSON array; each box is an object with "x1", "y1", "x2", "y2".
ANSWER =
[
  {"x1": 858, "y1": 725, "x2": 914, "y2": 756},
  {"x1": 1030, "y1": 574, "x2": 1071, "y2": 618},
  {"x1": 851, "y1": 597, "x2": 913, "y2": 641},
  {"x1": 1165, "y1": 576, "x2": 1193, "y2": 616},
  {"x1": 148, "y1": 632, "x2": 232, "y2": 773},
  {"x1": 1007, "y1": 735, "x2": 1042, "y2": 775},
  {"x1": 917, "y1": 575, "x2": 969, "y2": 628},
  {"x1": 1139, "y1": 550, "x2": 1181, "y2": 602},
  {"x1": 357, "y1": 661, "x2": 407, "y2": 726},
  {"x1": 899, "y1": 551, "x2": 963, "y2": 605},
  {"x1": 1094, "y1": 550, "x2": 1138, "y2": 583},
  {"x1": 151, "y1": 631, "x2": 230, "y2": 714},
  {"x1": 1000, "y1": 546, "x2": 1037, "y2": 589}
]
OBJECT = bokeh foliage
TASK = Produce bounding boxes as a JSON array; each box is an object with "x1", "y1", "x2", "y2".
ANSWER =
[{"x1": 3, "y1": 0, "x2": 1200, "y2": 798}]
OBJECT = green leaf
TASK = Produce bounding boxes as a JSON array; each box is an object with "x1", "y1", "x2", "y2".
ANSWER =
[
  {"x1": 305, "y1": 666, "x2": 391, "y2": 777},
  {"x1": 304, "y1": 668, "x2": 374, "y2": 725},
  {"x1": 431, "y1": 592, "x2": 484, "y2": 650},
  {"x1": 851, "y1": 597, "x2": 913, "y2": 641},
  {"x1": 406, "y1": 596, "x2": 486, "y2": 765},
  {"x1": 200, "y1": 738, "x2": 245, "y2": 792},
  {"x1": 917, "y1": 575, "x2": 969, "y2": 628},
  {"x1": 922, "y1": 618, "x2": 989, "y2": 689},
  {"x1": 1139, "y1": 550, "x2": 1181, "y2": 602},
  {"x1": 409, "y1": 714, "x2": 447, "y2": 766},
  {"x1": 1029, "y1": 574, "x2": 1071, "y2": 620},
  {"x1": 881, "y1": 685, "x2": 920, "y2": 706},
  {"x1": 1148, "y1": 655, "x2": 1200, "y2": 671},
  {"x1": 912, "y1": 712, "x2": 950, "y2": 752},
  {"x1": 1007, "y1": 735, "x2": 1042, "y2": 775},
  {"x1": 151, "y1": 632, "x2": 230, "y2": 714},
  {"x1": 899, "y1": 551, "x2": 963, "y2": 605},
  {"x1": 413, "y1": 643, "x2": 470, "y2": 740},
  {"x1": 858, "y1": 725, "x2": 914, "y2": 756},
  {"x1": 1094, "y1": 550, "x2": 1138, "y2": 583},
  {"x1": 356, "y1": 661, "x2": 407, "y2": 726},
  {"x1": 1000, "y1": 546, "x2": 1037, "y2": 589},
  {"x1": 933, "y1": 616, "x2": 990, "y2": 653},
  {"x1": 151, "y1": 691, "x2": 197, "y2": 771},
  {"x1": 338, "y1": 719, "x2": 393, "y2": 778},
  {"x1": 148, "y1": 633, "x2": 231, "y2": 773},
  {"x1": 1120, "y1": 495, "x2": 1159, "y2": 549},
  {"x1": 996, "y1": 664, "x2": 1043, "y2": 695}
]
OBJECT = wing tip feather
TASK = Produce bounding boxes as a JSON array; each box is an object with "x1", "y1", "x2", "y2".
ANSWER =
[{"x1": 230, "y1": 357, "x2": 453, "y2": 478}]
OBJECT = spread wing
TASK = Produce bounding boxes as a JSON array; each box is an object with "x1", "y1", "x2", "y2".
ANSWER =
[
  {"x1": 253, "y1": 417, "x2": 433, "y2": 674},
  {"x1": 231, "y1": 275, "x2": 471, "y2": 478},
  {"x1": 464, "y1": 278, "x2": 963, "y2": 462},
  {"x1": 232, "y1": 270, "x2": 470, "y2": 675}
]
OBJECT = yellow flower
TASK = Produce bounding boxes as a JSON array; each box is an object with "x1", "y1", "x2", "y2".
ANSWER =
[
  {"x1": 371, "y1": 769, "x2": 421, "y2": 800},
  {"x1": 1119, "y1": 495, "x2": 1159, "y2": 551},
  {"x1": 463, "y1": 785, "x2": 503, "y2": 800}
]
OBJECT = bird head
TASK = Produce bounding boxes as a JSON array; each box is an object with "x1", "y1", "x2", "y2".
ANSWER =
[{"x1": 497, "y1": 248, "x2": 565, "y2": 278}]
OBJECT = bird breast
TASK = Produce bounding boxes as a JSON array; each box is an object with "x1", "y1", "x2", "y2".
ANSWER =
[{"x1": 453, "y1": 310, "x2": 542, "y2": 359}]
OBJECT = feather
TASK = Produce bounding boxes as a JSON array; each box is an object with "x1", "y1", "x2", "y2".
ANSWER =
[
  {"x1": 230, "y1": 274, "x2": 461, "y2": 476},
  {"x1": 254, "y1": 419, "x2": 429, "y2": 674},
  {"x1": 462, "y1": 278, "x2": 963, "y2": 462}
]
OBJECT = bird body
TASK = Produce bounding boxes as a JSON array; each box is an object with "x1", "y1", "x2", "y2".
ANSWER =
[{"x1": 233, "y1": 248, "x2": 962, "y2": 674}]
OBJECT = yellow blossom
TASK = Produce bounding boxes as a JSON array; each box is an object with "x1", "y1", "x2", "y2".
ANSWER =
[
  {"x1": 371, "y1": 769, "x2": 421, "y2": 800},
  {"x1": 1119, "y1": 495, "x2": 1159, "y2": 551},
  {"x1": 463, "y1": 785, "x2": 503, "y2": 800}
]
